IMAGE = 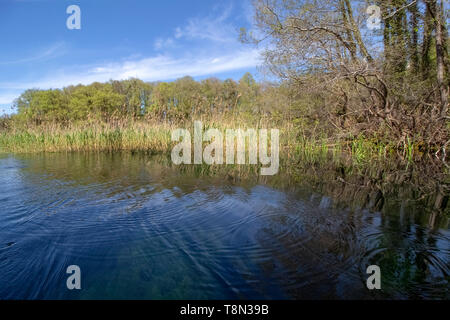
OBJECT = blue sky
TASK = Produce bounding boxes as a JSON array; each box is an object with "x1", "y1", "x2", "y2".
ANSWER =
[{"x1": 0, "y1": 0, "x2": 261, "y2": 114}]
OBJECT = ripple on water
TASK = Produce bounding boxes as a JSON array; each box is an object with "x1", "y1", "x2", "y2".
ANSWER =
[{"x1": 0, "y1": 155, "x2": 448, "y2": 299}]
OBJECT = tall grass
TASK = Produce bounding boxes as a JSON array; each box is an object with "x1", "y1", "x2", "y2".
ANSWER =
[
  {"x1": 0, "y1": 122, "x2": 174, "y2": 154},
  {"x1": 0, "y1": 118, "x2": 418, "y2": 168}
]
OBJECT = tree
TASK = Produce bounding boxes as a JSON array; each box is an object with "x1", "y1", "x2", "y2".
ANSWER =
[
  {"x1": 434, "y1": 0, "x2": 449, "y2": 117},
  {"x1": 243, "y1": 0, "x2": 449, "y2": 148}
]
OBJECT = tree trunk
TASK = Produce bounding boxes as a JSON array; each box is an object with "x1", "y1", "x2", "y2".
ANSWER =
[
  {"x1": 408, "y1": 0, "x2": 419, "y2": 72},
  {"x1": 435, "y1": 0, "x2": 448, "y2": 117},
  {"x1": 422, "y1": 0, "x2": 435, "y2": 80},
  {"x1": 383, "y1": 3, "x2": 392, "y2": 72},
  {"x1": 343, "y1": 0, "x2": 373, "y2": 62},
  {"x1": 392, "y1": 0, "x2": 408, "y2": 73},
  {"x1": 339, "y1": 0, "x2": 356, "y2": 60}
]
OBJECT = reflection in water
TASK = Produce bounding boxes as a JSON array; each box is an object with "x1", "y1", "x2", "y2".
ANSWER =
[{"x1": 0, "y1": 153, "x2": 448, "y2": 299}]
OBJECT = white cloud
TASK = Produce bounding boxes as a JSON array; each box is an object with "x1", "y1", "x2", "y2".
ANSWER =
[
  {"x1": 0, "y1": 48, "x2": 261, "y2": 105},
  {"x1": 0, "y1": 93, "x2": 21, "y2": 105}
]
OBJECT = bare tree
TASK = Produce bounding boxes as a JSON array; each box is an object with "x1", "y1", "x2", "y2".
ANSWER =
[{"x1": 243, "y1": 0, "x2": 449, "y2": 149}]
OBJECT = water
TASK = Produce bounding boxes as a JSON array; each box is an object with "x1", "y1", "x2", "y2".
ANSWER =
[{"x1": 0, "y1": 153, "x2": 448, "y2": 299}]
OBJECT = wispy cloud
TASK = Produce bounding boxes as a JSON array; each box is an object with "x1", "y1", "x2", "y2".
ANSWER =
[
  {"x1": 0, "y1": 42, "x2": 67, "y2": 65},
  {"x1": 174, "y1": 4, "x2": 236, "y2": 43},
  {"x1": 0, "y1": 49, "x2": 261, "y2": 104},
  {"x1": 2, "y1": 49, "x2": 260, "y2": 89},
  {"x1": 154, "y1": 3, "x2": 238, "y2": 50},
  {"x1": 154, "y1": 37, "x2": 176, "y2": 50}
]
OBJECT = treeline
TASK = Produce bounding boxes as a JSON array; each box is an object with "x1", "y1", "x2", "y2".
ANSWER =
[{"x1": 9, "y1": 74, "x2": 291, "y2": 125}]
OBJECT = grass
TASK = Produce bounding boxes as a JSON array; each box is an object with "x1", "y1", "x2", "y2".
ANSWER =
[
  {"x1": 0, "y1": 122, "x2": 174, "y2": 154},
  {"x1": 0, "y1": 118, "x2": 419, "y2": 169}
]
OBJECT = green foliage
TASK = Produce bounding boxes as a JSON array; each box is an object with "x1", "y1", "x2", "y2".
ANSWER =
[{"x1": 11, "y1": 75, "x2": 271, "y2": 125}]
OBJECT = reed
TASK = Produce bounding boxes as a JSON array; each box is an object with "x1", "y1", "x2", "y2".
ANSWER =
[{"x1": 0, "y1": 118, "x2": 417, "y2": 169}]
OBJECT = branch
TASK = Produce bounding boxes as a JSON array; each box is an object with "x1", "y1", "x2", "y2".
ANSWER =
[{"x1": 383, "y1": 1, "x2": 418, "y2": 20}]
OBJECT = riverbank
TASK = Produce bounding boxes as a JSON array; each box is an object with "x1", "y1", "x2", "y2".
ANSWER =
[
  {"x1": 1, "y1": 119, "x2": 448, "y2": 217},
  {"x1": 0, "y1": 119, "x2": 419, "y2": 162}
]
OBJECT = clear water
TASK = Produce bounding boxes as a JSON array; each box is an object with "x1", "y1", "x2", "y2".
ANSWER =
[{"x1": 0, "y1": 153, "x2": 448, "y2": 299}]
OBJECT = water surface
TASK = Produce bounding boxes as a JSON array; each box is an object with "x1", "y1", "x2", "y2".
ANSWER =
[{"x1": 0, "y1": 153, "x2": 448, "y2": 299}]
